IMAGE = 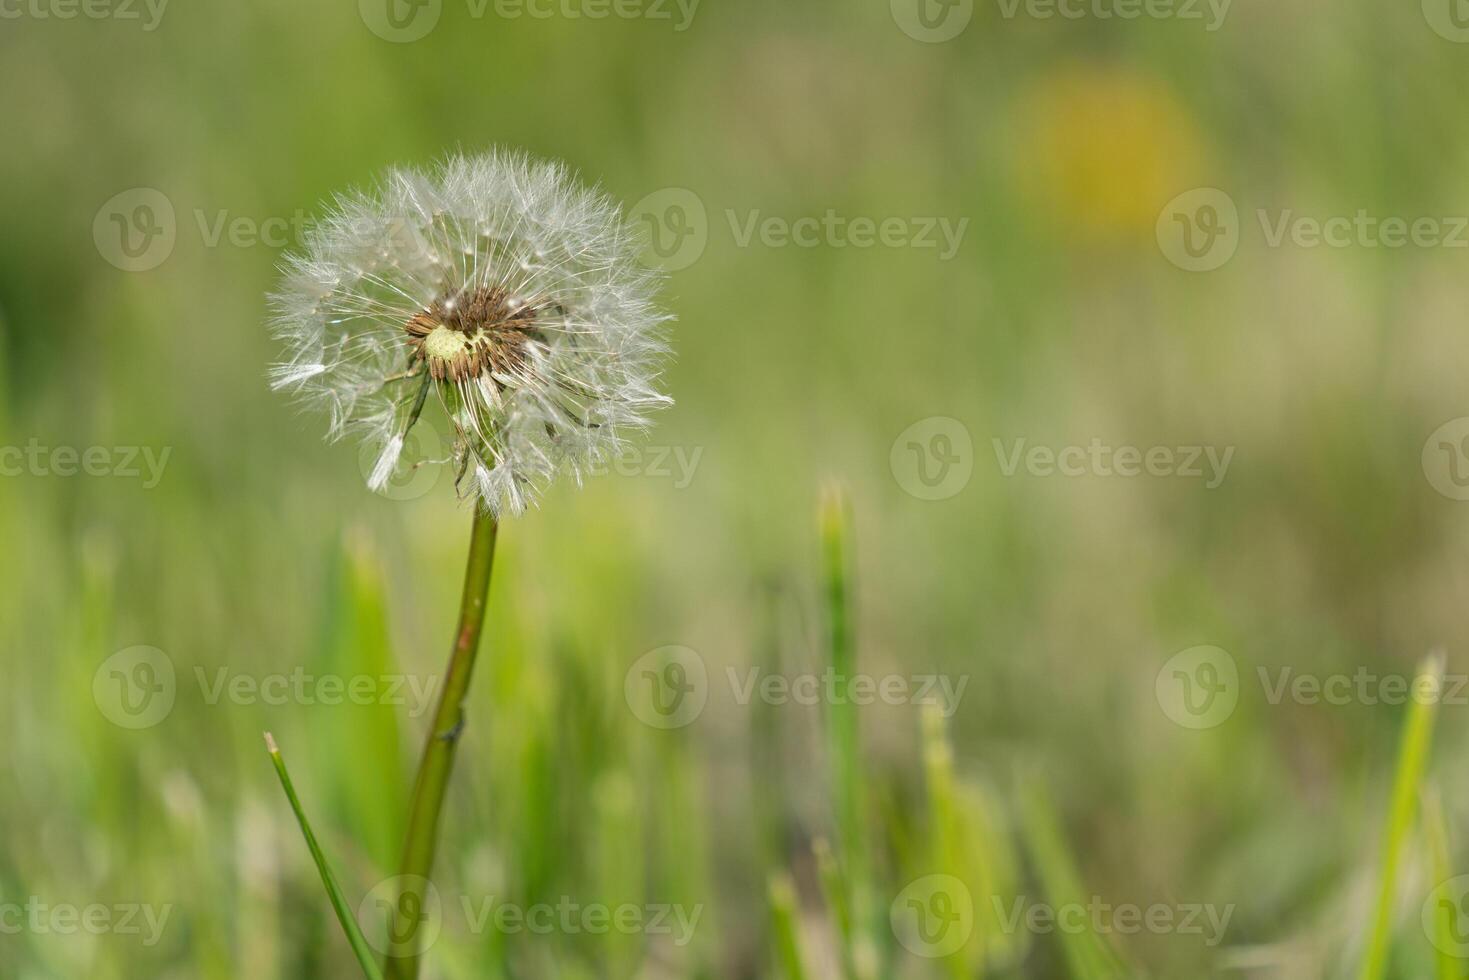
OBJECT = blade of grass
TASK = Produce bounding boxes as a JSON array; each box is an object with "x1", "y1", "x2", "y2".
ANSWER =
[
  {"x1": 1018, "y1": 781, "x2": 1130, "y2": 980},
  {"x1": 594, "y1": 771, "x2": 642, "y2": 976},
  {"x1": 265, "y1": 732, "x2": 386, "y2": 980},
  {"x1": 820, "y1": 487, "x2": 870, "y2": 975},
  {"x1": 957, "y1": 781, "x2": 1025, "y2": 970},
  {"x1": 1361, "y1": 651, "x2": 1446, "y2": 980},
  {"x1": 320, "y1": 531, "x2": 407, "y2": 873},
  {"x1": 770, "y1": 871, "x2": 811, "y2": 980},
  {"x1": 922, "y1": 704, "x2": 979, "y2": 979},
  {"x1": 813, "y1": 837, "x2": 858, "y2": 979},
  {"x1": 1422, "y1": 785, "x2": 1461, "y2": 980}
]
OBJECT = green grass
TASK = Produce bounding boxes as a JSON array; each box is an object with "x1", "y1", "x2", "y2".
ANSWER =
[
  {"x1": 1361, "y1": 652, "x2": 1446, "y2": 980},
  {"x1": 769, "y1": 872, "x2": 810, "y2": 980},
  {"x1": 1018, "y1": 782, "x2": 1132, "y2": 980},
  {"x1": 6, "y1": 1, "x2": 1469, "y2": 975},
  {"x1": 265, "y1": 733, "x2": 385, "y2": 980},
  {"x1": 1422, "y1": 787, "x2": 1460, "y2": 980}
]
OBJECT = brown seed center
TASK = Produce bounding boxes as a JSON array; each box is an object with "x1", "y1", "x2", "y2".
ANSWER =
[{"x1": 404, "y1": 285, "x2": 540, "y2": 383}]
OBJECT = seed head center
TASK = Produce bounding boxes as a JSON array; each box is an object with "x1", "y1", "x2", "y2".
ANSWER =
[
  {"x1": 422, "y1": 324, "x2": 469, "y2": 362},
  {"x1": 404, "y1": 285, "x2": 541, "y2": 384}
]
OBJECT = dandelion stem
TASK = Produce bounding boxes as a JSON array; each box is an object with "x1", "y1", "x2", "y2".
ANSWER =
[{"x1": 384, "y1": 504, "x2": 498, "y2": 980}]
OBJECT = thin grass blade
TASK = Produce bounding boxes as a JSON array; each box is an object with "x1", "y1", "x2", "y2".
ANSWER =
[
  {"x1": 770, "y1": 871, "x2": 810, "y2": 980},
  {"x1": 1018, "y1": 781, "x2": 1132, "y2": 980},
  {"x1": 265, "y1": 732, "x2": 386, "y2": 980},
  {"x1": 820, "y1": 486, "x2": 870, "y2": 975},
  {"x1": 1360, "y1": 651, "x2": 1445, "y2": 980},
  {"x1": 1422, "y1": 785, "x2": 1461, "y2": 980}
]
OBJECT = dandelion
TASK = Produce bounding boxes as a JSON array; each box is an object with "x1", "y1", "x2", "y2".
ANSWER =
[
  {"x1": 1010, "y1": 65, "x2": 1203, "y2": 246},
  {"x1": 269, "y1": 150, "x2": 672, "y2": 517},
  {"x1": 264, "y1": 151, "x2": 673, "y2": 980}
]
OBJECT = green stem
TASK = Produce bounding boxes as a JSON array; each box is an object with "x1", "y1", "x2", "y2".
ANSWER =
[{"x1": 384, "y1": 504, "x2": 499, "y2": 980}]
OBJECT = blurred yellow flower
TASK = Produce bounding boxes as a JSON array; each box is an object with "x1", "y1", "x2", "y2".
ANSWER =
[{"x1": 1011, "y1": 65, "x2": 1206, "y2": 246}]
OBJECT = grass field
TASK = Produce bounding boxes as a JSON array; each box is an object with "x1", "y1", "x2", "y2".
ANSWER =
[{"x1": 5, "y1": 0, "x2": 1469, "y2": 976}]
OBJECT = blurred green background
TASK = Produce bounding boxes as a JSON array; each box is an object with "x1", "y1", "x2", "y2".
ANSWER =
[{"x1": 5, "y1": 0, "x2": 1469, "y2": 976}]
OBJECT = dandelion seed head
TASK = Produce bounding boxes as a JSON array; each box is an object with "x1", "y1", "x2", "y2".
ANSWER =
[{"x1": 268, "y1": 150, "x2": 673, "y2": 516}]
